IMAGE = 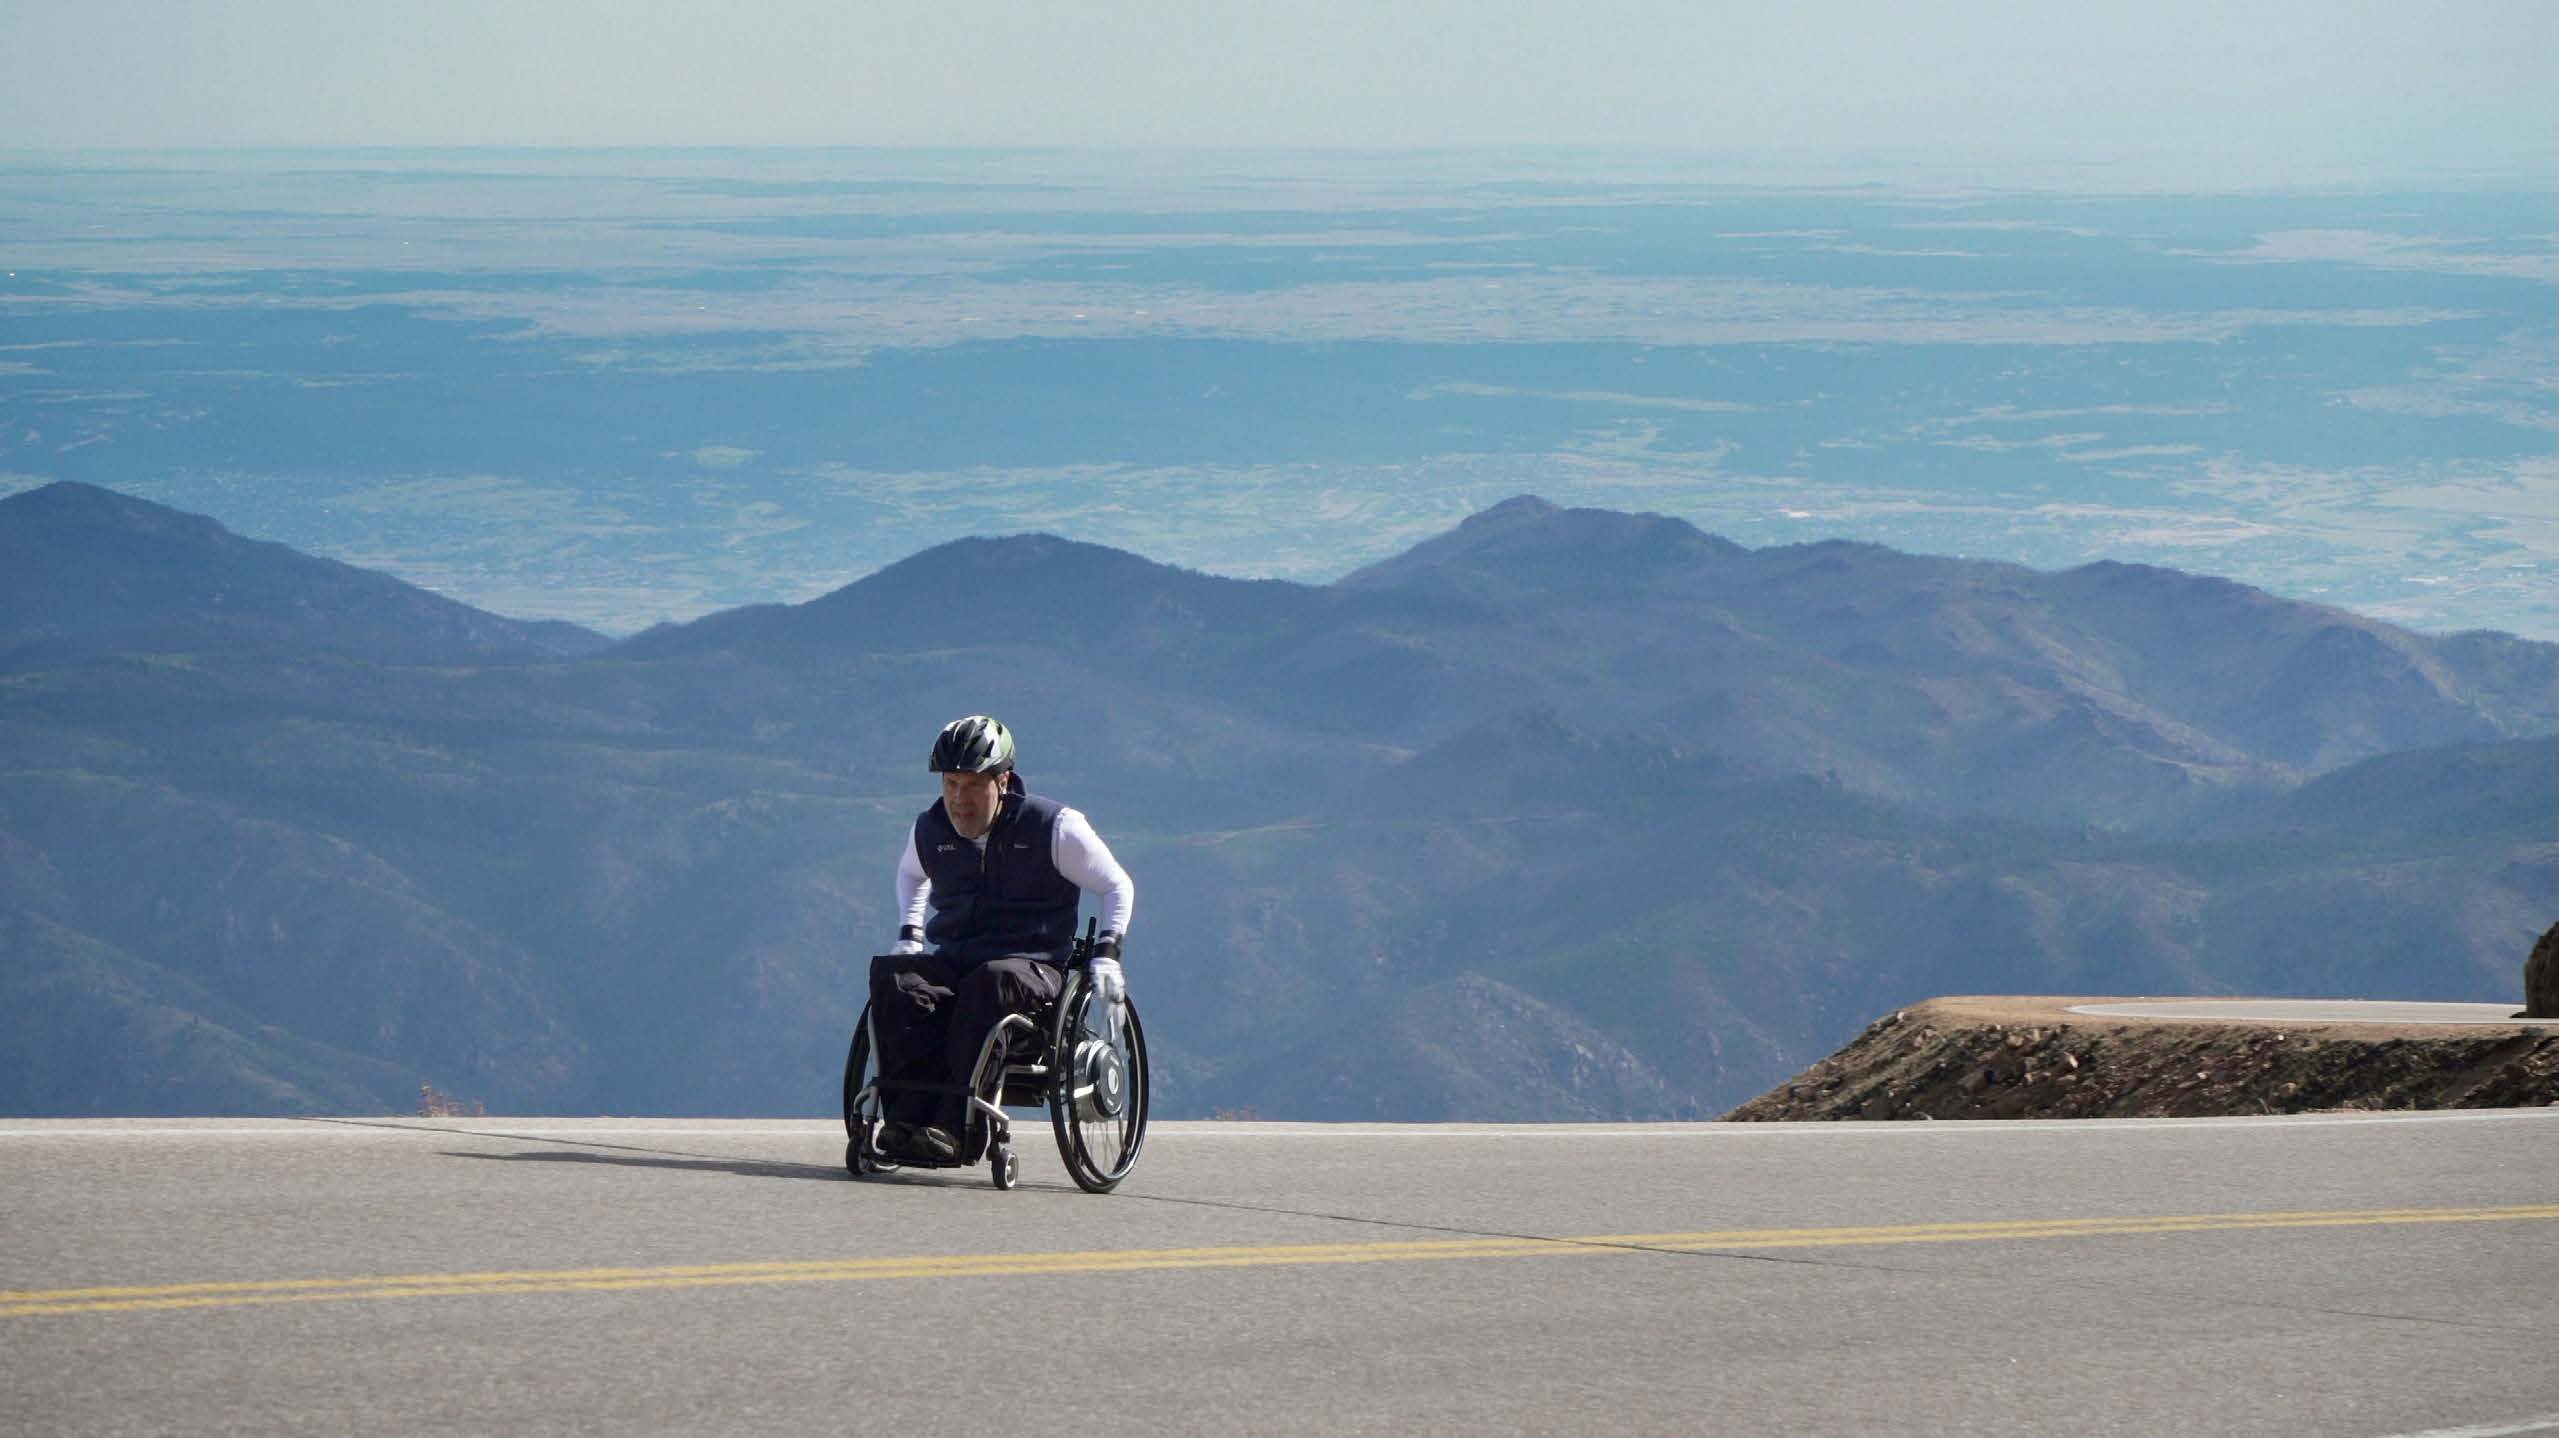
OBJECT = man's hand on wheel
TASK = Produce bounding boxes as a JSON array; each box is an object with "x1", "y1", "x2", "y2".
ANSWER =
[{"x1": 1088, "y1": 946, "x2": 1126, "y2": 1004}]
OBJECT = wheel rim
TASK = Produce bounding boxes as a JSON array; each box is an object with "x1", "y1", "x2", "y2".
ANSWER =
[{"x1": 1049, "y1": 981, "x2": 1147, "y2": 1190}]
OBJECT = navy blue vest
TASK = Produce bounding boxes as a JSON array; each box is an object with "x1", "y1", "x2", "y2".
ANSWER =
[{"x1": 913, "y1": 773, "x2": 1082, "y2": 962}]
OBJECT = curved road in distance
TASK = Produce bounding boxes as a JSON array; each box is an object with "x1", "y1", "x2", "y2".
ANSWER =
[{"x1": 5, "y1": 1113, "x2": 2557, "y2": 1435}]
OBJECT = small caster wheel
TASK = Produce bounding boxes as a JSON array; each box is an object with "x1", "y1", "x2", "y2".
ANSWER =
[
  {"x1": 991, "y1": 1142, "x2": 1019, "y2": 1190},
  {"x1": 848, "y1": 1124, "x2": 897, "y2": 1177}
]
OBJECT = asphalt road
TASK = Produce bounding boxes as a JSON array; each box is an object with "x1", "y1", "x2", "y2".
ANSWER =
[{"x1": 6, "y1": 1113, "x2": 2557, "y2": 1436}]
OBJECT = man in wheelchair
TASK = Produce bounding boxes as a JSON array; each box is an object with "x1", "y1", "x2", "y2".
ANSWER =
[{"x1": 868, "y1": 714, "x2": 1134, "y2": 1166}]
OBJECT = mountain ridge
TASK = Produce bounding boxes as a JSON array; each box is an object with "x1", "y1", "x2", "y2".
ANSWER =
[
  {"x1": 1, "y1": 482, "x2": 611, "y2": 665},
  {"x1": 3, "y1": 484, "x2": 2553, "y2": 1120},
  {"x1": 598, "y1": 492, "x2": 2559, "y2": 824}
]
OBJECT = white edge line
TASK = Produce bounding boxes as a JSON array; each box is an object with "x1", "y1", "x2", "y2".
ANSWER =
[
  {"x1": 1, "y1": 1111, "x2": 2554, "y2": 1141},
  {"x1": 1153, "y1": 1111, "x2": 2559, "y2": 1136},
  {"x1": 2066, "y1": 1001, "x2": 2557, "y2": 1028},
  {"x1": 2369, "y1": 1413, "x2": 2559, "y2": 1438}
]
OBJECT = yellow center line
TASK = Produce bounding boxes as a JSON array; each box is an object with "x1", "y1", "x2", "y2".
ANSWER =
[{"x1": 6, "y1": 1204, "x2": 2553, "y2": 1319}]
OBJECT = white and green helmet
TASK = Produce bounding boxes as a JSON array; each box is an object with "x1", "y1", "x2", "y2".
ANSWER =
[{"x1": 929, "y1": 714, "x2": 1015, "y2": 774}]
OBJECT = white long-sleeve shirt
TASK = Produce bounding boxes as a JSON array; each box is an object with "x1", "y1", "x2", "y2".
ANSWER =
[{"x1": 895, "y1": 805, "x2": 1135, "y2": 943}]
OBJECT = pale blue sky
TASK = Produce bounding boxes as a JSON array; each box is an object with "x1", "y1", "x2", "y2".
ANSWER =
[{"x1": 4, "y1": 1, "x2": 2555, "y2": 183}]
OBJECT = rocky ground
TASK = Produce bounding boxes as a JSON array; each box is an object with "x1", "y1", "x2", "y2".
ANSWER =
[{"x1": 1725, "y1": 996, "x2": 2559, "y2": 1121}]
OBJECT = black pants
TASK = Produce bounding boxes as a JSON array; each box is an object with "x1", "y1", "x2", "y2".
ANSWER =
[{"x1": 867, "y1": 952, "x2": 1064, "y2": 1133}]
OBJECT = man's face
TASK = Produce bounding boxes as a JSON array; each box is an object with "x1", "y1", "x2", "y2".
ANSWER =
[{"x1": 941, "y1": 769, "x2": 1005, "y2": 839}]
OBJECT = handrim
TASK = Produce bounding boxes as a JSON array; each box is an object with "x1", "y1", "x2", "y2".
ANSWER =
[{"x1": 1048, "y1": 975, "x2": 1149, "y2": 1193}]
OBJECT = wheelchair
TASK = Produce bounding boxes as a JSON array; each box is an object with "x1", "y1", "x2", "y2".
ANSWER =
[{"x1": 842, "y1": 922, "x2": 1150, "y2": 1193}]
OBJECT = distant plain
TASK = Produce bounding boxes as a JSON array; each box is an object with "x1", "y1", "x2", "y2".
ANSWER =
[{"x1": 5, "y1": 150, "x2": 2556, "y2": 639}]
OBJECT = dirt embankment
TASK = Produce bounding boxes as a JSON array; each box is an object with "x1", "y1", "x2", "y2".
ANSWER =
[{"x1": 1726, "y1": 996, "x2": 2559, "y2": 1121}]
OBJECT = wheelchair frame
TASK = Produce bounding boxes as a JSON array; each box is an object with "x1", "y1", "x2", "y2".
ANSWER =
[{"x1": 843, "y1": 922, "x2": 1150, "y2": 1193}]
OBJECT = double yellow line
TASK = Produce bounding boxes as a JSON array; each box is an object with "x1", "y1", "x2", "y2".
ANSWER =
[{"x1": 8, "y1": 1204, "x2": 2554, "y2": 1320}]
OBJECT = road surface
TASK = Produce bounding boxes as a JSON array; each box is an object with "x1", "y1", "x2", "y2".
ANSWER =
[
  {"x1": 5, "y1": 1114, "x2": 2556, "y2": 1434},
  {"x1": 2065, "y1": 999, "x2": 2556, "y2": 1026}
]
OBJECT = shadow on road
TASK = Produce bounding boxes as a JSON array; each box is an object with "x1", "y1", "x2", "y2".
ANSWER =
[
  {"x1": 441, "y1": 1147, "x2": 1083, "y2": 1194},
  {"x1": 444, "y1": 1149, "x2": 848, "y2": 1182}
]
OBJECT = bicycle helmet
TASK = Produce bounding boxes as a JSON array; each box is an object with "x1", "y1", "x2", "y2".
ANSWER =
[{"x1": 928, "y1": 714, "x2": 1015, "y2": 774}]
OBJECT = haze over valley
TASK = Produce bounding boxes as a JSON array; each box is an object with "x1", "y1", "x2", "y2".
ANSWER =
[{"x1": 7, "y1": 153, "x2": 2558, "y2": 642}]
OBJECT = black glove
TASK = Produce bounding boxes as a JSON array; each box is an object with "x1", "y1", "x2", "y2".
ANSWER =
[{"x1": 894, "y1": 970, "x2": 953, "y2": 1014}]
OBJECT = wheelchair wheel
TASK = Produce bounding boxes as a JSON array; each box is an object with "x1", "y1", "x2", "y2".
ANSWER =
[
  {"x1": 1047, "y1": 975, "x2": 1149, "y2": 1194},
  {"x1": 841, "y1": 1006, "x2": 898, "y2": 1177}
]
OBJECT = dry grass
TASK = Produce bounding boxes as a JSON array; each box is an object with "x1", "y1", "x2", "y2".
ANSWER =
[{"x1": 417, "y1": 1083, "x2": 485, "y2": 1118}]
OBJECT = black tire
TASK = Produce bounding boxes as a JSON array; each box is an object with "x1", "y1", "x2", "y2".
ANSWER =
[
  {"x1": 1047, "y1": 975, "x2": 1149, "y2": 1194},
  {"x1": 842, "y1": 1007, "x2": 898, "y2": 1176},
  {"x1": 991, "y1": 1142, "x2": 1018, "y2": 1190}
]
